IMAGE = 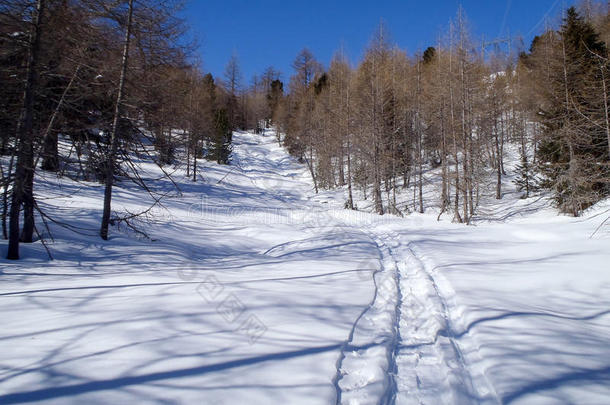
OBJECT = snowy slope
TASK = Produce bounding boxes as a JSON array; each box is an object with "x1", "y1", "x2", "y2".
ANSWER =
[{"x1": 1, "y1": 130, "x2": 609, "y2": 404}]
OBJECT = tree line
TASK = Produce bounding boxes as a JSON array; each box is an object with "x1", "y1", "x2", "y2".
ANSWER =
[
  {"x1": 2, "y1": 1, "x2": 609, "y2": 261},
  {"x1": 273, "y1": 3, "x2": 610, "y2": 221}
]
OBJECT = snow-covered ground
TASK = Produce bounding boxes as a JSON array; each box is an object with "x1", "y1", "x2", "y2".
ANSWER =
[{"x1": 1, "y1": 130, "x2": 609, "y2": 404}]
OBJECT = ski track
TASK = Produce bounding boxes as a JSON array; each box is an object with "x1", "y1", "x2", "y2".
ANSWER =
[
  {"x1": 404, "y1": 244, "x2": 501, "y2": 405},
  {"x1": 330, "y1": 227, "x2": 386, "y2": 405},
  {"x1": 273, "y1": 191, "x2": 487, "y2": 404},
  {"x1": 373, "y1": 230, "x2": 403, "y2": 405},
  {"x1": 233, "y1": 133, "x2": 500, "y2": 405},
  {"x1": 397, "y1": 241, "x2": 472, "y2": 404},
  {"x1": 332, "y1": 218, "x2": 500, "y2": 405},
  {"x1": 391, "y1": 238, "x2": 500, "y2": 405},
  {"x1": 331, "y1": 224, "x2": 402, "y2": 405}
]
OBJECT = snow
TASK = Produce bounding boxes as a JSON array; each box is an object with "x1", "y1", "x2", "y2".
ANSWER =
[
  {"x1": 1, "y1": 129, "x2": 609, "y2": 404},
  {"x1": 404, "y1": 215, "x2": 610, "y2": 404}
]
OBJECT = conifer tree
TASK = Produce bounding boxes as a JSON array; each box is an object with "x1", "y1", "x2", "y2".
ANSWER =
[
  {"x1": 535, "y1": 7, "x2": 609, "y2": 215},
  {"x1": 514, "y1": 152, "x2": 535, "y2": 198},
  {"x1": 207, "y1": 108, "x2": 232, "y2": 165}
]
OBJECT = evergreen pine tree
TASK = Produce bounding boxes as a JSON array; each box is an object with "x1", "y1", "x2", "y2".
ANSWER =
[
  {"x1": 535, "y1": 7, "x2": 609, "y2": 215},
  {"x1": 267, "y1": 79, "x2": 283, "y2": 125},
  {"x1": 514, "y1": 152, "x2": 535, "y2": 198},
  {"x1": 207, "y1": 108, "x2": 232, "y2": 164}
]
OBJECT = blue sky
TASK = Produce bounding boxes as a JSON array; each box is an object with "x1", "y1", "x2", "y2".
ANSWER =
[{"x1": 182, "y1": 0, "x2": 576, "y2": 84}]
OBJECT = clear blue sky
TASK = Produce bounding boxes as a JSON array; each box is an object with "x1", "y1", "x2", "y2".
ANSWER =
[{"x1": 182, "y1": 0, "x2": 576, "y2": 84}]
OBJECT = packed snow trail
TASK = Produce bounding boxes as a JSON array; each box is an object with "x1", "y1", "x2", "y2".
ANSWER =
[
  {"x1": 332, "y1": 227, "x2": 402, "y2": 405},
  {"x1": 2, "y1": 130, "x2": 610, "y2": 405},
  {"x1": 393, "y1": 237, "x2": 498, "y2": 405}
]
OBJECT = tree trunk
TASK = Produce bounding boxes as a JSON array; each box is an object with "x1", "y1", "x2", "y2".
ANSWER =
[
  {"x1": 373, "y1": 143, "x2": 383, "y2": 215},
  {"x1": 439, "y1": 54, "x2": 449, "y2": 213},
  {"x1": 2, "y1": 149, "x2": 16, "y2": 240},
  {"x1": 416, "y1": 59, "x2": 424, "y2": 214},
  {"x1": 449, "y1": 46, "x2": 462, "y2": 223},
  {"x1": 100, "y1": 0, "x2": 134, "y2": 241},
  {"x1": 600, "y1": 62, "x2": 610, "y2": 161},
  {"x1": 346, "y1": 137, "x2": 354, "y2": 209},
  {"x1": 7, "y1": 0, "x2": 46, "y2": 259},
  {"x1": 494, "y1": 106, "x2": 502, "y2": 200},
  {"x1": 345, "y1": 84, "x2": 354, "y2": 210}
]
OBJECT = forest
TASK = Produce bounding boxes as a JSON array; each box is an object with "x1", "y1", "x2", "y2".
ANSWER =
[
  {"x1": 276, "y1": 4, "x2": 610, "y2": 222},
  {"x1": 1, "y1": 0, "x2": 609, "y2": 260},
  {"x1": 2, "y1": 2, "x2": 610, "y2": 404}
]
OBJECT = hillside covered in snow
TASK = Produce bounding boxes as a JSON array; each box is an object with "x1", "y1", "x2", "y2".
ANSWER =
[{"x1": 1, "y1": 129, "x2": 609, "y2": 404}]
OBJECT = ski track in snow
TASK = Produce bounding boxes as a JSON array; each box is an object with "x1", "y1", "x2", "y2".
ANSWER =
[
  {"x1": 332, "y1": 224, "x2": 494, "y2": 405},
  {"x1": 404, "y1": 243, "x2": 501, "y2": 405},
  {"x1": 332, "y1": 227, "x2": 402, "y2": 405},
  {"x1": 393, "y1": 240, "x2": 491, "y2": 405}
]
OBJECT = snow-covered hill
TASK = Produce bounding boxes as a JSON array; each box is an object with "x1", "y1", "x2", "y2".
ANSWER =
[{"x1": 1, "y1": 130, "x2": 609, "y2": 404}]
